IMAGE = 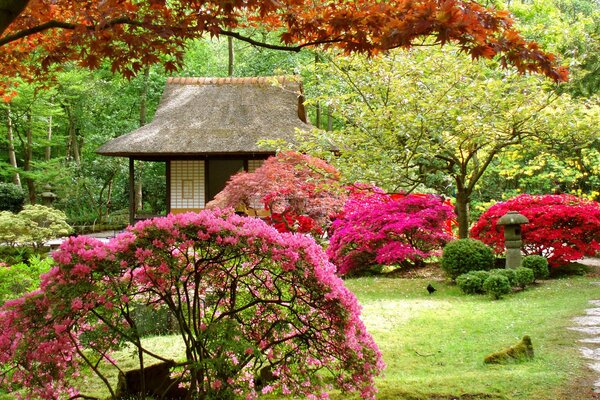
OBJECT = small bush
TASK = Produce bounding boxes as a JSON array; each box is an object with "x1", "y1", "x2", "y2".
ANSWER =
[
  {"x1": 0, "y1": 183, "x2": 25, "y2": 213},
  {"x1": 514, "y1": 267, "x2": 535, "y2": 289},
  {"x1": 441, "y1": 239, "x2": 495, "y2": 280},
  {"x1": 0, "y1": 255, "x2": 53, "y2": 305},
  {"x1": 456, "y1": 271, "x2": 487, "y2": 294},
  {"x1": 489, "y1": 268, "x2": 516, "y2": 286},
  {"x1": 11, "y1": 205, "x2": 71, "y2": 248},
  {"x1": 483, "y1": 274, "x2": 511, "y2": 299},
  {"x1": 521, "y1": 255, "x2": 549, "y2": 281}
]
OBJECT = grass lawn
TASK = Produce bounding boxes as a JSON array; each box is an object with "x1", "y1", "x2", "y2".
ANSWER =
[
  {"x1": 341, "y1": 275, "x2": 598, "y2": 400},
  {"x1": 4, "y1": 273, "x2": 598, "y2": 400}
]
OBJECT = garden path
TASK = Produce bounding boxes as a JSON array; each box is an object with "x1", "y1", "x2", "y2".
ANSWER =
[{"x1": 570, "y1": 257, "x2": 600, "y2": 395}]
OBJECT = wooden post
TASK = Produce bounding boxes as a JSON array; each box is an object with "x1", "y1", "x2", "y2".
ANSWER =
[{"x1": 129, "y1": 158, "x2": 135, "y2": 226}]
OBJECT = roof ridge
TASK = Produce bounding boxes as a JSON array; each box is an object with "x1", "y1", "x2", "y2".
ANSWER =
[{"x1": 166, "y1": 76, "x2": 298, "y2": 85}]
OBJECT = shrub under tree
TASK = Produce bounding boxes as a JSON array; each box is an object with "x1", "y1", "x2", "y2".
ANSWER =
[
  {"x1": 0, "y1": 183, "x2": 25, "y2": 213},
  {"x1": 327, "y1": 188, "x2": 455, "y2": 276},
  {"x1": 0, "y1": 209, "x2": 384, "y2": 399},
  {"x1": 441, "y1": 238, "x2": 495, "y2": 280},
  {"x1": 521, "y1": 255, "x2": 549, "y2": 281},
  {"x1": 470, "y1": 194, "x2": 600, "y2": 267}
]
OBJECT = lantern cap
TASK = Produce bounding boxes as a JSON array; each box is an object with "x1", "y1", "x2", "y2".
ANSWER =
[{"x1": 497, "y1": 211, "x2": 529, "y2": 225}]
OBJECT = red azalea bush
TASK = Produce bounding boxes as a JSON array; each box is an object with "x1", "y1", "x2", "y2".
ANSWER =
[
  {"x1": 0, "y1": 209, "x2": 384, "y2": 399},
  {"x1": 327, "y1": 187, "x2": 455, "y2": 276},
  {"x1": 470, "y1": 194, "x2": 600, "y2": 267},
  {"x1": 207, "y1": 151, "x2": 347, "y2": 237}
]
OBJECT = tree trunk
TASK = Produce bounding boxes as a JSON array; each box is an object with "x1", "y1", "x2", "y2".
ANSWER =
[
  {"x1": 455, "y1": 186, "x2": 470, "y2": 239},
  {"x1": 5, "y1": 105, "x2": 21, "y2": 186},
  {"x1": 65, "y1": 105, "x2": 80, "y2": 165},
  {"x1": 135, "y1": 67, "x2": 150, "y2": 214},
  {"x1": 45, "y1": 114, "x2": 52, "y2": 161},
  {"x1": 0, "y1": 0, "x2": 30, "y2": 35},
  {"x1": 24, "y1": 111, "x2": 35, "y2": 204},
  {"x1": 227, "y1": 36, "x2": 234, "y2": 77}
]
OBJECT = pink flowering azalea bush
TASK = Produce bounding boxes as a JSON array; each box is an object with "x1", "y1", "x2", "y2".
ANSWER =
[
  {"x1": 0, "y1": 209, "x2": 384, "y2": 399},
  {"x1": 470, "y1": 194, "x2": 600, "y2": 267},
  {"x1": 207, "y1": 151, "x2": 347, "y2": 236},
  {"x1": 328, "y1": 187, "x2": 456, "y2": 276}
]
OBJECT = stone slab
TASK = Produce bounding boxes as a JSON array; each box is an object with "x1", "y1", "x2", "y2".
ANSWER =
[
  {"x1": 573, "y1": 315, "x2": 600, "y2": 326},
  {"x1": 569, "y1": 326, "x2": 600, "y2": 335},
  {"x1": 581, "y1": 347, "x2": 600, "y2": 360},
  {"x1": 580, "y1": 337, "x2": 600, "y2": 344}
]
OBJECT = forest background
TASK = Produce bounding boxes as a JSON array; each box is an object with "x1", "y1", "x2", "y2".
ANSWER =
[{"x1": 1, "y1": 0, "x2": 599, "y2": 233}]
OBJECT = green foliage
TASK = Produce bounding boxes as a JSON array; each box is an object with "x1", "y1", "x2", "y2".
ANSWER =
[
  {"x1": 482, "y1": 274, "x2": 512, "y2": 300},
  {"x1": 0, "y1": 205, "x2": 71, "y2": 247},
  {"x1": 0, "y1": 255, "x2": 53, "y2": 305},
  {"x1": 456, "y1": 271, "x2": 488, "y2": 294},
  {"x1": 514, "y1": 267, "x2": 535, "y2": 289},
  {"x1": 17, "y1": 205, "x2": 72, "y2": 247},
  {"x1": 489, "y1": 268, "x2": 517, "y2": 286},
  {"x1": 0, "y1": 211, "x2": 29, "y2": 246},
  {"x1": 441, "y1": 239, "x2": 495, "y2": 280},
  {"x1": 0, "y1": 183, "x2": 25, "y2": 213},
  {"x1": 522, "y1": 255, "x2": 550, "y2": 281}
]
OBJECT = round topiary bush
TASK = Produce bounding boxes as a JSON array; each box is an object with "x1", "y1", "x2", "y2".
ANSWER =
[
  {"x1": 514, "y1": 267, "x2": 535, "y2": 289},
  {"x1": 0, "y1": 183, "x2": 25, "y2": 213},
  {"x1": 441, "y1": 238, "x2": 495, "y2": 280},
  {"x1": 521, "y1": 255, "x2": 549, "y2": 281},
  {"x1": 456, "y1": 271, "x2": 487, "y2": 294},
  {"x1": 483, "y1": 274, "x2": 512, "y2": 299},
  {"x1": 489, "y1": 268, "x2": 516, "y2": 286}
]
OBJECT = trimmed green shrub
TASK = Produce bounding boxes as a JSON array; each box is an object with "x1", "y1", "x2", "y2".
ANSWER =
[
  {"x1": 0, "y1": 205, "x2": 72, "y2": 248},
  {"x1": 0, "y1": 255, "x2": 53, "y2": 305},
  {"x1": 456, "y1": 271, "x2": 487, "y2": 294},
  {"x1": 0, "y1": 183, "x2": 25, "y2": 213},
  {"x1": 490, "y1": 268, "x2": 516, "y2": 286},
  {"x1": 483, "y1": 274, "x2": 511, "y2": 299},
  {"x1": 441, "y1": 238, "x2": 495, "y2": 280},
  {"x1": 514, "y1": 267, "x2": 535, "y2": 289},
  {"x1": 521, "y1": 255, "x2": 549, "y2": 281}
]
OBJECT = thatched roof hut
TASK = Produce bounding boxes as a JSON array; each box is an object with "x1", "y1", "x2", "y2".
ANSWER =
[
  {"x1": 97, "y1": 76, "x2": 309, "y2": 158},
  {"x1": 97, "y1": 76, "x2": 311, "y2": 224}
]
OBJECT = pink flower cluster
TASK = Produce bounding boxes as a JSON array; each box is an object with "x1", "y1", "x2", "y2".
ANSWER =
[
  {"x1": 0, "y1": 208, "x2": 384, "y2": 399},
  {"x1": 328, "y1": 187, "x2": 456, "y2": 275}
]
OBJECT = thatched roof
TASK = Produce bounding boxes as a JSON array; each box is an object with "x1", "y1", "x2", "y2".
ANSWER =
[{"x1": 97, "y1": 76, "x2": 310, "y2": 158}]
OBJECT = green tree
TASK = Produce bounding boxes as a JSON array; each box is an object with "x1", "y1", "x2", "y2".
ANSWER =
[{"x1": 309, "y1": 47, "x2": 599, "y2": 238}]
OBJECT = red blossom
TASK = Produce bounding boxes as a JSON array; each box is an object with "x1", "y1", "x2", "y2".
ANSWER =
[{"x1": 470, "y1": 194, "x2": 600, "y2": 267}]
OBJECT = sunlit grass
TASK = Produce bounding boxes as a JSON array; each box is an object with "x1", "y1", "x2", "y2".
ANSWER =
[{"x1": 341, "y1": 275, "x2": 598, "y2": 399}]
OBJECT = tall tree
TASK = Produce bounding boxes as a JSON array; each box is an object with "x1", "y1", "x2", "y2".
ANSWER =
[
  {"x1": 310, "y1": 47, "x2": 598, "y2": 238},
  {"x1": 3, "y1": 104, "x2": 20, "y2": 186},
  {"x1": 0, "y1": 0, "x2": 568, "y2": 101}
]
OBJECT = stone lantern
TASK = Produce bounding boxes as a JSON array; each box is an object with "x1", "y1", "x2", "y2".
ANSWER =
[
  {"x1": 497, "y1": 211, "x2": 529, "y2": 269},
  {"x1": 40, "y1": 184, "x2": 57, "y2": 207}
]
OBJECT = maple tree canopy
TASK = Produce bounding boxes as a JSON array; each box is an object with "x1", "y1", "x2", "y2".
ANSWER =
[{"x1": 0, "y1": 0, "x2": 568, "y2": 100}]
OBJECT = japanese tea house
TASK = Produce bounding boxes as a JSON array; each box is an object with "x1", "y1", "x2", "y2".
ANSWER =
[{"x1": 97, "y1": 76, "x2": 311, "y2": 224}]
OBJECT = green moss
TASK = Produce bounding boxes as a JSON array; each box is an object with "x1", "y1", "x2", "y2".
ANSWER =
[{"x1": 484, "y1": 336, "x2": 534, "y2": 364}]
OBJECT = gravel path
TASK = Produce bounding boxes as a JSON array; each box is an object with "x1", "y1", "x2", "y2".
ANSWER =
[{"x1": 570, "y1": 258, "x2": 600, "y2": 395}]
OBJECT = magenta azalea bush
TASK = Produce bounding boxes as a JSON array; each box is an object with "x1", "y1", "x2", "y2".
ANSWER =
[
  {"x1": 0, "y1": 209, "x2": 384, "y2": 399},
  {"x1": 328, "y1": 189, "x2": 455, "y2": 275},
  {"x1": 471, "y1": 194, "x2": 600, "y2": 267}
]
